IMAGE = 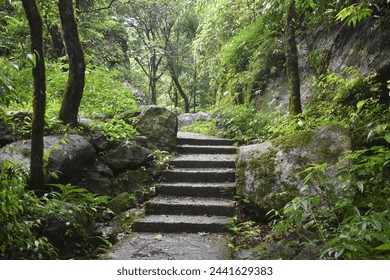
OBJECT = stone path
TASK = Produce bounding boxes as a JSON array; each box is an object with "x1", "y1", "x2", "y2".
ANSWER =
[{"x1": 106, "y1": 132, "x2": 236, "y2": 260}]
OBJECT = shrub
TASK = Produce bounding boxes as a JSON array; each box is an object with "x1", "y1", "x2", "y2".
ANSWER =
[{"x1": 0, "y1": 160, "x2": 57, "y2": 259}]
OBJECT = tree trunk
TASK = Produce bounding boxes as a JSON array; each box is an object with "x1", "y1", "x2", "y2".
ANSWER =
[
  {"x1": 150, "y1": 77, "x2": 157, "y2": 105},
  {"x1": 286, "y1": 0, "x2": 302, "y2": 116},
  {"x1": 49, "y1": 24, "x2": 65, "y2": 59},
  {"x1": 170, "y1": 71, "x2": 190, "y2": 113},
  {"x1": 21, "y1": 0, "x2": 46, "y2": 190},
  {"x1": 58, "y1": 0, "x2": 86, "y2": 124}
]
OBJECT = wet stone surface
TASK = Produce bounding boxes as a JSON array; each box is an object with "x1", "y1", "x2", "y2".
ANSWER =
[{"x1": 106, "y1": 233, "x2": 230, "y2": 260}]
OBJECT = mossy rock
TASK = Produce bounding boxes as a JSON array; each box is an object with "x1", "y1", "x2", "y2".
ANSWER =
[
  {"x1": 112, "y1": 168, "x2": 154, "y2": 196},
  {"x1": 108, "y1": 192, "x2": 136, "y2": 214},
  {"x1": 112, "y1": 208, "x2": 144, "y2": 233},
  {"x1": 133, "y1": 106, "x2": 178, "y2": 153},
  {"x1": 237, "y1": 124, "x2": 351, "y2": 211}
]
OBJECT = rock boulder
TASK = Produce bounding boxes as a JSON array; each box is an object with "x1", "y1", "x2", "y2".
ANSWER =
[
  {"x1": 178, "y1": 112, "x2": 211, "y2": 129},
  {"x1": 133, "y1": 106, "x2": 178, "y2": 152},
  {"x1": 0, "y1": 134, "x2": 96, "y2": 184},
  {"x1": 100, "y1": 142, "x2": 150, "y2": 174},
  {"x1": 237, "y1": 124, "x2": 351, "y2": 211}
]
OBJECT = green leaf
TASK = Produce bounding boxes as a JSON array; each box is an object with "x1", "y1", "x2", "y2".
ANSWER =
[
  {"x1": 375, "y1": 244, "x2": 390, "y2": 251},
  {"x1": 356, "y1": 100, "x2": 367, "y2": 110},
  {"x1": 295, "y1": 214, "x2": 302, "y2": 230}
]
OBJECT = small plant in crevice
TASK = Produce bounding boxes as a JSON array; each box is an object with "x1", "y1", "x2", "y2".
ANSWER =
[
  {"x1": 228, "y1": 196, "x2": 274, "y2": 257},
  {"x1": 149, "y1": 150, "x2": 172, "y2": 172},
  {"x1": 228, "y1": 216, "x2": 265, "y2": 253}
]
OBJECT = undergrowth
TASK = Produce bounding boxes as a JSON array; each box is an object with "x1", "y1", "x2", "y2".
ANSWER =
[
  {"x1": 222, "y1": 69, "x2": 390, "y2": 259},
  {"x1": 0, "y1": 160, "x2": 113, "y2": 259}
]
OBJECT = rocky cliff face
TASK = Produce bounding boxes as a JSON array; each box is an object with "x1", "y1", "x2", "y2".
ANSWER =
[{"x1": 257, "y1": 17, "x2": 390, "y2": 112}]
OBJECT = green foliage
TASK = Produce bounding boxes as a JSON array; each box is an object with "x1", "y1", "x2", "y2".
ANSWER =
[
  {"x1": 270, "y1": 140, "x2": 390, "y2": 259},
  {"x1": 308, "y1": 48, "x2": 329, "y2": 77},
  {"x1": 2, "y1": 61, "x2": 139, "y2": 141},
  {"x1": 213, "y1": 6, "x2": 285, "y2": 104},
  {"x1": 214, "y1": 105, "x2": 269, "y2": 143},
  {"x1": 41, "y1": 183, "x2": 111, "y2": 259},
  {"x1": 150, "y1": 150, "x2": 172, "y2": 172},
  {"x1": 0, "y1": 159, "x2": 113, "y2": 259},
  {"x1": 93, "y1": 117, "x2": 138, "y2": 142},
  {"x1": 336, "y1": 2, "x2": 373, "y2": 27},
  {"x1": 0, "y1": 160, "x2": 57, "y2": 259},
  {"x1": 180, "y1": 120, "x2": 217, "y2": 137},
  {"x1": 54, "y1": 64, "x2": 138, "y2": 119},
  {"x1": 228, "y1": 216, "x2": 264, "y2": 252},
  {"x1": 0, "y1": 58, "x2": 32, "y2": 108},
  {"x1": 314, "y1": 69, "x2": 388, "y2": 147}
]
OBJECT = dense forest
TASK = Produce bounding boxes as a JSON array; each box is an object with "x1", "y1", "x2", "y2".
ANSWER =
[{"x1": 0, "y1": 0, "x2": 389, "y2": 259}]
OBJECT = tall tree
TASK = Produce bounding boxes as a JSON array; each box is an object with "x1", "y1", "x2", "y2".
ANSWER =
[
  {"x1": 286, "y1": 0, "x2": 302, "y2": 115},
  {"x1": 168, "y1": 67, "x2": 190, "y2": 112},
  {"x1": 58, "y1": 0, "x2": 86, "y2": 124},
  {"x1": 21, "y1": 0, "x2": 46, "y2": 189},
  {"x1": 165, "y1": 5, "x2": 196, "y2": 113},
  {"x1": 125, "y1": 0, "x2": 175, "y2": 105}
]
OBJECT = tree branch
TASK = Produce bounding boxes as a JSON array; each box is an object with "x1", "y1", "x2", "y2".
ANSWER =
[{"x1": 78, "y1": 0, "x2": 128, "y2": 14}]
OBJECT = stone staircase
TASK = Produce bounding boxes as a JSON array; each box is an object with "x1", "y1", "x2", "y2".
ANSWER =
[{"x1": 133, "y1": 132, "x2": 236, "y2": 233}]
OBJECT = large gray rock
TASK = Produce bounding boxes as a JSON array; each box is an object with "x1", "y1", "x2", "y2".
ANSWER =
[
  {"x1": 48, "y1": 135, "x2": 97, "y2": 183},
  {"x1": 134, "y1": 106, "x2": 178, "y2": 152},
  {"x1": 236, "y1": 124, "x2": 351, "y2": 211},
  {"x1": 178, "y1": 112, "x2": 211, "y2": 129},
  {"x1": 0, "y1": 134, "x2": 96, "y2": 184},
  {"x1": 100, "y1": 142, "x2": 150, "y2": 174},
  {"x1": 83, "y1": 161, "x2": 114, "y2": 196}
]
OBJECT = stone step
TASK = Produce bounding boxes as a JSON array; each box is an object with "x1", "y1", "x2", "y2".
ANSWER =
[
  {"x1": 145, "y1": 196, "x2": 236, "y2": 216},
  {"x1": 156, "y1": 182, "x2": 236, "y2": 197},
  {"x1": 171, "y1": 154, "x2": 235, "y2": 169},
  {"x1": 177, "y1": 145, "x2": 236, "y2": 155},
  {"x1": 133, "y1": 215, "x2": 232, "y2": 233},
  {"x1": 178, "y1": 137, "x2": 234, "y2": 146},
  {"x1": 163, "y1": 168, "x2": 235, "y2": 183}
]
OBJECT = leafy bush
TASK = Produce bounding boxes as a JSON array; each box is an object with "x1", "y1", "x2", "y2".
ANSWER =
[
  {"x1": 81, "y1": 66, "x2": 138, "y2": 118},
  {"x1": 41, "y1": 183, "x2": 112, "y2": 259},
  {"x1": 0, "y1": 160, "x2": 112, "y2": 259},
  {"x1": 0, "y1": 160, "x2": 57, "y2": 259},
  {"x1": 215, "y1": 15, "x2": 285, "y2": 104},
  {"x1": 93, "y1": 117, "x2": 139, "y2": 142},
  {"x1": 270, "y1": 139, "x2": 390, "y2": 259}
]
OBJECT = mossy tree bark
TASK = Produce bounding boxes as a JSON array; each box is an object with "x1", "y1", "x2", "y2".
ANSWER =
[
  {"x1": 21, "y1": 0, "x2": 46, "y2": 189},
  {"x1": 286, "y1": 0, "x2": 302, "y2": 116},
  {"x1": 58, "y1": 0, "x2": 86, "y2": 124}
]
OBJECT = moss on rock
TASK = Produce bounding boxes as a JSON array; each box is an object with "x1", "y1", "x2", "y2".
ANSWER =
[
  {"x1": 112, "y1": 168, "x2": 154, "y2": 196},
  {"x1": 273, "y1": 130, "x2": 314, "y2": 151},
  {"x1": 108, "y1": 192, "x2": 136, "y2": 214},
  {"x1": 237, "y1": 124, "x2": 351, "y2": 212},
  {"x1": 133, "y1": 106, "x2": 178, "y2": 152}
]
